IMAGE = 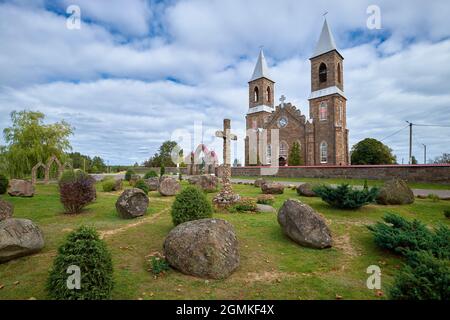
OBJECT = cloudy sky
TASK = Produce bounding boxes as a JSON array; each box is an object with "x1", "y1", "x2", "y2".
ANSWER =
[{"x1": 0, "y1": 0, "x2": 449, "y2": 165}]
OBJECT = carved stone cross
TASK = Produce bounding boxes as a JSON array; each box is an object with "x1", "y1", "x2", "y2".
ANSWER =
[
  {"x1": 215, "y1": 119, "x2": 237, "y2": 166},
  {"x1": 279, "y1": 95, "x2": 286, "y2": 108}
]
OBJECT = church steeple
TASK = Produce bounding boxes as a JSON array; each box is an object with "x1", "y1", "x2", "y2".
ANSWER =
[
  {"x1": 250, "y1": 48, "x2": 272, "y2": 82},
  {"x1": 311, "y1": 19, "x2": 339, "y2": 59}
]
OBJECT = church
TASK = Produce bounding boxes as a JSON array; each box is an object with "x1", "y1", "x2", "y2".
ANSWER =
[{"x1": 244, "y1": 19, "x2": 349, "y2": 166}]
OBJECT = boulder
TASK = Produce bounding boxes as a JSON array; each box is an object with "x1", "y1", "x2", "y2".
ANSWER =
[
  {"x1": 115, "y1": 188, "x2": 149, "y2": 219},
  {"x1": 158, "y1": 177, "x2": 181, "y2": 196},
  {"x1": 296, "y1": 183, "x2": 318, "y2": 197},
  {"x1": 163, "y1": 218, "x2": 239, "y2": 279},
  {"x1": 8, "y1": 179, "x2": 34, "y2": 197},
  {"x1": 256, "y1": 204, "x2": 276, "y2": 213},
  {"x1": 254, "y1": 178, "x2": 267, "y2": 188},
  {"x1": 129, "y1": 174, "x2": 140, "y2": 186},
  {"x1": 261, "y1": 182, "x2": 284, "y2": 194},
  {"x1": 376, "y1": 179, "x2": 414, "y2": 205},
  {"x1": 278, "y1": 199, "x2": 332, "y2": 249},
  {"x1": 0, "y1": 199, "x2": 13, "y2": 221},
  {"x1": 144, "y1": 177, "x2": 160, "y2": 191},
  {"x1": 113, "y1": 179, "x2": 123, "y2": 191},
  {"x1": 188, "y1": 175, "x2": 218, "y2": 192},
  {"x1": 0, "y1": 218, "x2": 45, "y2": 263}
]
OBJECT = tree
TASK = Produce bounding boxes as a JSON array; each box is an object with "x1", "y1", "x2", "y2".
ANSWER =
[
  {"x1": 144, "y1": 141, "x2": 180, "y2": 167},
  {"x1": 288, "y1": 141, "x2": 303, "y2": 166},
  {"x1": 433, "y1": 153, "x2": 450, "y2": 164},
  {"x1": 411, "y1": 156, "x2": 418, "y2": 165},
  {"x1": 2, "y1": 110, "x2": 73, "y2": 178},
  {"x1": 67, "y1": 152, "x2": 107, "y2": 173},
  {"x1": 350, "y1": 138, "x2": 396, "y2": 165},
  {"x1": 92, "y1": 156, "x2": 107, "y2": 173}
]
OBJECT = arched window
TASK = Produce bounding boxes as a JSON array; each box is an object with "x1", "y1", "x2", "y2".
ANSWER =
[
  {"x1": 319, "y1": 102, "x2": 328, "y2": 121},
  {"x1": 336, "y1": 100, "x2": 343, "y2": 126},
  {"x1": 254, "y1": 87, "x2": 259, "y2": 102},
  {"x1": 267, "y1": 144, "x2": 272, "y2": 164},
  {"x1": 320, "y1": 141, "x2": 328, "y2": 163},
  {"x1": 280, "y1": 141, "x2": 288, "y2": 157},
  {"x1": 337, "y1": 63, "x2": 342, "y2": 83},
  {"x1": 319, "y1": 63, "x2": 327, "y2": 83},
  {"x1": 266, "y1": 86, "x2": 271, "y2": 103}
]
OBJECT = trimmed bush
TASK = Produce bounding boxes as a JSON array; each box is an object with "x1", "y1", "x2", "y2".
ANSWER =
[
  {"x1": 59, "y1": 169, "x2": 96, "y2": 214},
  {"x1": 124, "y1": 169, "x2": 135, "y2": 182},
  {"x1": 0, "y1": 174, "x2": 8, "y2": 195},
  {"x1": 47, "y1": 226, "x2": 114, "y2": 300},
  {"x1": 445, "y1": 210, "x2": 450, "y2": 219},
  {"x1": 171, "y1": 186, "x2": 213, "y2": 226},
  {"x1": 231, "y1": 197, "x2": 257, "y2": 212},
  {"x1": 389, "y1": 250, "x2": 450, "y2": 300},
  {"x1": 313, "y1": 184, "x2": 379, "y2": 209},
  {"x1": 135, "y1": 179, "x2": 149, "y2": 194},
  {"x1": 102, "y1": 179, "x2": 116, "y2": 192},
  {"x1": 367, "y1": 213, "x2": 450, "y2": 259},
  {"x1": 144, "y1": 170, "x2": 158, "y2": 179},
  {"x1": 257, "y1": 194, "x2": 275, "y2": 205}
]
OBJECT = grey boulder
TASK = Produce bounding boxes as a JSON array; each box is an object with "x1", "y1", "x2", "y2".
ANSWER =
[
  {"x1": 0, "y1": 218, "x2": 45, "y2": 263},
  {"x1": 8, "y1": 179, "x2": 34, "y2": 197},
  {"x1": 377, "y1": 179, "x2": 414, "y2": 205},
  {"x1": 163, "y1": 218, "x2": 239, "y2": 279},
  {"x1": 115, "y1": 188, "x2": 149, "y2": 219},
  {"x1": 158, "y1": 177, "x2": 181, "y2": 196},
  {"x1": 0, "y1": 199, "x2": 13, "y2": 221},
  {"x1": 261, "y1": 182, "x2": 284, "y2": 194},
  {"x1": 145, "y1": 177, "x2": 160, "y2": 191},
  {"x1": 278, "y1": 199, "x2": 332, "y2": 249}
]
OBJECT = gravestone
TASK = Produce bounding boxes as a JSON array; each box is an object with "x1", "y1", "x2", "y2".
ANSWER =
[
  {"x1": 0, "y1": 218, "x2": 45, "y2": 263},
  {"x1": 213, "y1": 119, "x2": 240, "y2": 207}
]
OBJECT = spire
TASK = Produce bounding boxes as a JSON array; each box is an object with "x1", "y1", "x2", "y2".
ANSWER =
[
  {"x1": 250, "y1": 48, "x2": 272, "y2": 82},
  {"x1": 311, "y1": 18, "x2": 338, "y2": 58}
]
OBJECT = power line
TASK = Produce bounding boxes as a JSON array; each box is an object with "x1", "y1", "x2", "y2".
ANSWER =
[
  {"x1": 380, "y1": 124, "x2": 409, "y2": 142},
  {"x1": 411, "y1": 123, "x2": 450, "y2": 128}
]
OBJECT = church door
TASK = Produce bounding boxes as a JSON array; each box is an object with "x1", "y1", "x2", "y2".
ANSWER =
[{"x1": 279, "y1": 157, "x2": 287, "y2": 166}]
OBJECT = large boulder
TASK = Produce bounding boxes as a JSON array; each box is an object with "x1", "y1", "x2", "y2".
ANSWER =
[
  {"x1": 0, "y1": 218, "x2": 45, "y2": 263},
  {"x1": 144, "y1": 177, "x2": 160, "y2": 191},
  {"x1": 129, "y1": 174, "x2": 140, "y2": 186},
  {"x1": 158, "y1": 177, "x2": 181, "y2": 196},
  {"x1": 8, "y1": 179, "x2": 34, "y2": 197},
  {"x1": 188, "y1": 175, "x2": 218, "y2": 192},
  {"x1": 0, "y1": 199, "x2": 13, "y2": 221},
  {"x1": 254, "y1": 178, "x2": 267, "y2": 188},
  {"x1": 261, "y1": 182, "x2": 284, "y2": 194},
  {"x1": 278, "y1": 199, "x2": 332, "y2": 249},
  {"x1": 256, "y1": 204, "x2": 276, "y2": 213},
  {"x1": 112, "y1": 179, "x2": 123, "y2": 191},
  {"x1": 163, "y1": 218, "x2": 239, "y2": 279},
  {"x1": 377, "y1": 179, "x2": 414, "y2": 205},
  {"x1": 296, "y1": 183, "x2": 318, "y2": 197},
  {"x1": 115, "y1": 188, "x2": 149, "y2": 219}
]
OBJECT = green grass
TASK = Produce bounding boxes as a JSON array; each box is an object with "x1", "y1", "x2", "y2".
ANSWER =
[
  {"x1": 0, "y1": 181, "x2": 448, "y2": 300},
  {"x1": 232, "y1": 176, "x2": 450, "y2": 190}
]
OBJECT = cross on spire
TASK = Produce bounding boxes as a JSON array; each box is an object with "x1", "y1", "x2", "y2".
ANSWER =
[
  {"x1": 323, "y1": 11, "x2": 328, "y2": 18},
  {"x1": 279, "y1": 95, "x2": 286, "y2": 108}
]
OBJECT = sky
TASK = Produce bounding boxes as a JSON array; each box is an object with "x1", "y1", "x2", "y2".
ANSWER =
[{"x1": 0, "y1": 0, "x2": 449, "y2": 165}]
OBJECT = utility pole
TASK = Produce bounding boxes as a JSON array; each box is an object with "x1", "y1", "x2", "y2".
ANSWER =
[
  {"x1": 422, "y1": 144, "x2": 427, "y2": 164},
  {"x1": 406, "y1": 121, "x2": 413, "y2": 164}
]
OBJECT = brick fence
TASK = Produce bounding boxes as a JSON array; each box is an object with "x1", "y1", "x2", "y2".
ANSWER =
[{"x1": 229, "y1": 165, "x2": 450, "y2": 183}]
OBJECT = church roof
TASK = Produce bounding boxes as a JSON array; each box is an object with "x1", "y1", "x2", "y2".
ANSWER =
[
  {"x1": 311, "y1": 19, "x2": 339, "y2": 58},
  {"x1": 249, "y1": 48, "x2": 272, "y2": 82}
]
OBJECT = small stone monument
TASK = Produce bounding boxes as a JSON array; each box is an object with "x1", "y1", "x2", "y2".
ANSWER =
[{"x1": 213, "y1": 119, "x2": 240, "y2": 208}]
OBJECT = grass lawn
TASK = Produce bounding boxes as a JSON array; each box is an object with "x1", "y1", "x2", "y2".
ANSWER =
[
  {"x1": 0, "y1": 180, "x2": 449, "y2": 300},
  {"x1": 232, "y1": 176, "x2": 450, "y2": 190}
]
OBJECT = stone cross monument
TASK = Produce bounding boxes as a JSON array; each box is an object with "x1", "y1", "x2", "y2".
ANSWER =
[{"x1": 213, "y1": 119, "x2": 240, "y2": 207}]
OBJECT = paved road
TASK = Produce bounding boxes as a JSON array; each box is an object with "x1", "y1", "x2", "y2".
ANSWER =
[{"x1": 230, "y1": 178, "x2": 450, "y2": 199}]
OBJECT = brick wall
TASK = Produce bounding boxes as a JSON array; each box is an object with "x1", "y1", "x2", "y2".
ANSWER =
[{"x1": 230, "y1": 165, "x2": 450, "y2": 183}]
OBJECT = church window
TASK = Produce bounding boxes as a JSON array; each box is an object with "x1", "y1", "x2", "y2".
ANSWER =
[
  {"x1": 280, "y1": 141, "x2": 288, "y2": 157},
  {"x1": 254, "y1": 87, "x2": 259, "y2": 102},
  {"x1": 267, "y1": 144, "x2": 272, "y2": 164},
  {"x1": 319, "y1": 63, "x2": 327, "y2": 83},
  {"x1": 319, "y1": 102, "x2": 328, "y2": 121},
  {"x1": 266, "y1": 87, "x2": 271, "y2": 103},
  {"x1": 337, "y1": 63, "x2": 342, "y2": 83},
  {"x1": 337, "y1": 101, "x2": 343, "y2": 126},
  {"x1": 320, "y1": 141, "x2": 328, "y2": 163}
]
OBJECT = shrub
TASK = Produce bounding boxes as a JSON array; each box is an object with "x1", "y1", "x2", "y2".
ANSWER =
[
  {"x1": 389, "y1": 250, "x2": 450, "y2": 300},
  {"x1": 101, "y1": 175, "x2": 114, "y2": 182},
  {"x1": 149, "y1": 256, "x2": 170, "y2": 275},
  {"x1": 0, "y1": 174, "x2": 8, "y2": 195},
  {"x1": 124, "y1": 169, "x2": 135, "y2": 182},
  {"x1": 144, "y1": 170, "x2": 158, "y2": 179},
  {"x1": 102, "y1": 179, "x2": 116, "y2": 192},
  {"x1": 313, "y1": 184, "x2": 379, "y2": 209},
  {"x1": 160, "y1": 164, "x2": 165, "y2": 177},
  {"x1": 47, "y1": 226, "x2": 114, "y2": 300},
  {"x1": 231, "y1": 197, "x2": 257, "y2": 213},
  {"x1": 135, "y1": 179, "x2": 149, "y2": 194},
  {"x1": 445, "y1": 210, "x2": 450, "y2": 219},
  {"x1": 367, "y1": 213, "x2": 450, "y2": 259},
  {"x1": 171, "y1": 186, "x2": 213, "y2": 226},
  {"x1": 257, "y1": 194, "x2": 275, "y2": 205},
  {"x1": 59, "y1": 170, "x2": 96, "y2": 214},
  {"x1": 427, "y1": 193, "x2": 440, "y2": 202}
]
